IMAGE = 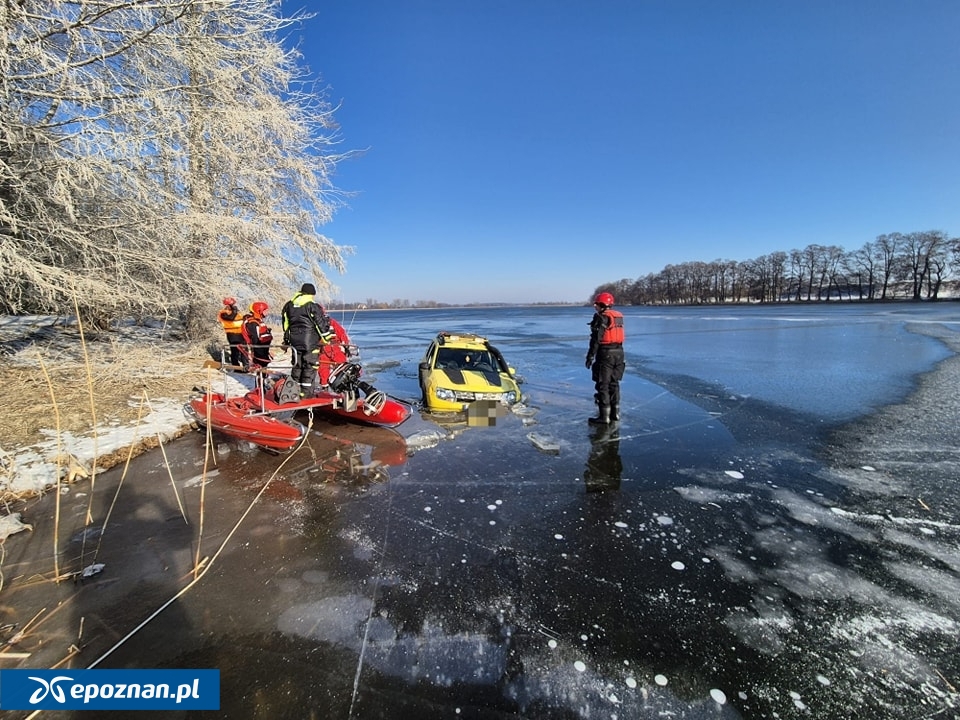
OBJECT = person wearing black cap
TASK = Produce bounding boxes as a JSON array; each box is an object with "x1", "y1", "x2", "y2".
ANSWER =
[{"x1": 281, "y1": 283, "x2": 333, "y2": 396}]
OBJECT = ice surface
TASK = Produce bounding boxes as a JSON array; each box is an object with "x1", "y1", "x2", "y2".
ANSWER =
[
  {"x1": 527, "y1": 432, "x2": 561, "y2": 454},
  {"x1": 7, "y1": 305, "x2": 960, "y2": 719}
]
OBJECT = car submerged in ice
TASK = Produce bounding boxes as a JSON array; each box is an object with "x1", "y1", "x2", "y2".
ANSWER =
[{"x1": 418, "y1": 332, "x2": 522, "y2": 412}]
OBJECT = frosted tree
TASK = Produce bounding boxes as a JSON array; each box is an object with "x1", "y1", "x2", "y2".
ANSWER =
[{"x1": 0, "y1": 0, "x2": 347, "y2": 328}]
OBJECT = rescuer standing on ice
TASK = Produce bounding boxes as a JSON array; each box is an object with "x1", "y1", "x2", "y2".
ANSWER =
[{"x1": 585, "y1": 291, "x2": 625, "y2": 425}]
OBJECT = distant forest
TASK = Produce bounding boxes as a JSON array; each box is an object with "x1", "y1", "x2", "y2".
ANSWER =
[{"x1": 592, "y1": 230, "x2": 960, "y2": 306}]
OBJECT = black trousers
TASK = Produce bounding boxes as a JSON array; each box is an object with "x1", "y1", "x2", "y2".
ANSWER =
[
  {"x1": 225, "y1": 332, "x2": 244, "y2": 367},
  {"x1": 591, "y1": 345, "x2": 625, "y2": 409},
  {"x1": 287, "y1": 329, "x2": 320, "y2": 388}
]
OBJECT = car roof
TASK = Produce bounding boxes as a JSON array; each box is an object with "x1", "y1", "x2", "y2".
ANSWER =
[{"x1": 435, "y1": 331, "x2": 489, "y2": 347}]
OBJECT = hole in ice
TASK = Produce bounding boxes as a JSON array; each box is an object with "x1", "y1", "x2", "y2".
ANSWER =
[
  {"x1": 724, "y1": 470, "x2": 744, "y2": 479},
  {"x1": 671, "y1": 561, "x2": 685, "y2": 571},
  {"x1": 625, "y1": 677, "x2": 637, "y2": 689},
  {"x1": 654, "y1": 674, "x2": 668, "y2": 686},
  {"x1": 710, "y1": 689, "x2": 727, "y2": 704},
  {"x1": 574, "y1": 660, "x2": 586, "y2": 672}
]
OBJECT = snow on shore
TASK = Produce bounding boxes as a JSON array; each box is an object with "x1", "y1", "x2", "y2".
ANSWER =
[
  {"x1": 1, "y1": 397, "x2": 189, "y2": 498},
  {"x1": 0, "y1": 314, "x2": 247, "y2": 538}
]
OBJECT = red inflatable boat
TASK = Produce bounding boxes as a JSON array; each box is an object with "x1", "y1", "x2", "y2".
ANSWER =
[{"x1": 185, "y1": 367, "x2": 411, "y2": 452}]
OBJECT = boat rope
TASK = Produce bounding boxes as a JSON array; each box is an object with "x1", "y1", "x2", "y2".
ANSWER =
[
  {"x1": 337, "y1": 301, "x2": 360, "y2": 336},
  {"x1": 82, "y1": 411, "x2": 316, "y2": 671},
  {"x1": 348, "y1": 448, "x2": 394, "y2": 719}
]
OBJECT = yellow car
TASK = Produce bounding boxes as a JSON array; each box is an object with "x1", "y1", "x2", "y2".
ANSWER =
[{"x1": 418, "y1": 332, "x2": 522, "y2": 412}]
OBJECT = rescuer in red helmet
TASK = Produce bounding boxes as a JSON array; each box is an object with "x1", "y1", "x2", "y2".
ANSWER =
[
  {"x1": 217, "y1": 296, "x2": 245, "y2": 368},
  {"x1": 240, "y1": 301, "x2": 274, "y2": 369},
  {"x1": 585, "y1": 291, "x2": 625, "y2": 425}
]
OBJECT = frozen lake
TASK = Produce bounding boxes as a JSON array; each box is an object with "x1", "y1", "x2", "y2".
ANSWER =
[
  {"x1": 343, "y1": 302, "x2": 956, "y2": 422},
  {"x1": 10, "y1": 302, "x2": 959, "y2": 719}
]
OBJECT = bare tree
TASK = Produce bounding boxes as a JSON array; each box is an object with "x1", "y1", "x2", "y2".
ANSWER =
[
  {"x1": 901, "y1": 230, "x2": 949, "y2": 300},
  {"x1": 820, "y1": 245, "x2": 845, "y2": 300},
  {"x1": 845, "y1": 242, "x2": 877, "y2": 300},
  {"x1": 1, "y1": 1, "x2": 347, "y2": 329},
  {"x1": 916, "y1": 230, "x2": 952, "y2": 299},
  {"x1": 873, "y1": 233, "x2": 903, "y2": 300}
]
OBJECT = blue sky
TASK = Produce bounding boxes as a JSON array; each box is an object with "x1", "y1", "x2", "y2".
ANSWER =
[{"x1": 296, "y1": 1, "x2": 960, "y2": 305}]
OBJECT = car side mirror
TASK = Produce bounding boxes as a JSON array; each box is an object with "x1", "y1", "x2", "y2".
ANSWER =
[
  {"x1": 507, "y1": 366, "x2": 516, "y2": 376},
  {"x1": 419, "y1": 361, "x2": 430, "y2": 371}
]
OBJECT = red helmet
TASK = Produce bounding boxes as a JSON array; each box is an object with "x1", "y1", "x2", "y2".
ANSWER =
[
  {"x1": 222, "y1": 297, "x2": 236, "y2": 306},
  {"x1": 594, "y1": 292, "x2": 615, "y2": 307},
  {"x1": 250, "y1": 301, "x2": 268, "y2": 316}
]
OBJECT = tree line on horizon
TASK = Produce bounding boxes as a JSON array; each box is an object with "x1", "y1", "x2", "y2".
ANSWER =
[
  {"x1": 592, "y1": 230, "x2": 960, "y2": 306},
  {"x1": 1, "y1": 1, "x2": 346, "y2": 335}
]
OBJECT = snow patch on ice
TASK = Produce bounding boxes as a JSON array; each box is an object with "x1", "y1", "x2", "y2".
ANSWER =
[
  {"x1": 182, "y1": 469, "x2": 219, "y2": 488},
  {"x1": 0, "y1": 513, "x2": 32, "y2": 541},
  {"x1": 674, "y1": 485, "x2": 754, "y2": 505}
]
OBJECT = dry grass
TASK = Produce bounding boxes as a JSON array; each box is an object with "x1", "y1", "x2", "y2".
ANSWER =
[{"x1": 2, "y1": 333, "x2": 213, "y2": 494}]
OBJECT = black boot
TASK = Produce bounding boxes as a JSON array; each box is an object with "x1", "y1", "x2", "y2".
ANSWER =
[
  {"x1": 588, "y1": 406, "x2": 611, "y2": 425},
  {"x1": 610, "y1": 402, "x2": 620, "y2": 422}
]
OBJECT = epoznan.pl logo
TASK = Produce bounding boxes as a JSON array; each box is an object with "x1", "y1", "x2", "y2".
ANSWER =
[
  {"x1": 28, "y1": 675, "x2": 73, "y2": 704},
  {"x1": 0, "y1": 669, "x2": 219, "y2": 710}
]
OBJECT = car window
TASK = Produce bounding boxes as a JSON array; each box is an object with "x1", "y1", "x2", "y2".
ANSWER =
[{"x1": 436, "y1": 347, "x2": 464, "y2": 369}]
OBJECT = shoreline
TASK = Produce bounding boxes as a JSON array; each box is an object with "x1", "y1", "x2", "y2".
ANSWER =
[{"x1": 822, "y1": 320, "x2": 960, "y2": 519}]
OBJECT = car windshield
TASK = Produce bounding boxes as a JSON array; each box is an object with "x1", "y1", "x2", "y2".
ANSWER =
[{"x1": 436, "y1": 348, "x2": 501, "y2": 372}]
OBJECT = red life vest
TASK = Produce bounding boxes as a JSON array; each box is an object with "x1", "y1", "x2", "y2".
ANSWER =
[
  {"x1": 241, "y1": 315, "x2": 273, "y2": 346},
  {"x1": 600, "y1": 309, "x2": 624, "y2": 345}
]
